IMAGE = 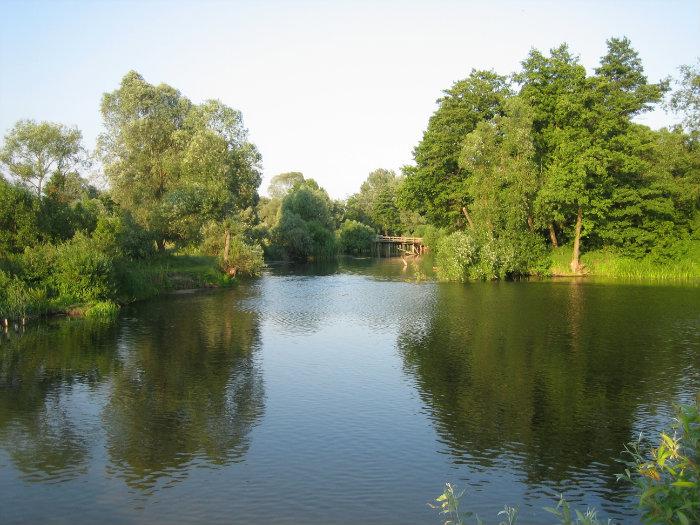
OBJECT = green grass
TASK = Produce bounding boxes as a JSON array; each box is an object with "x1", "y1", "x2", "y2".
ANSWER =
[
  {"x1": 84, "y1": 300, "x2": 120, "y2": 320},
  {"x1": 116, "y1": 254, "x2": 234, "y2": 303},
  {"x1": 550, "y1": 241, "x2": 700, "y2": 281}
]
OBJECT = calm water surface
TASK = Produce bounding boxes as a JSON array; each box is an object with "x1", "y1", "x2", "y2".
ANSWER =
[{"x1": 1, "y1": 258, "x2": 699, "y2": 524}]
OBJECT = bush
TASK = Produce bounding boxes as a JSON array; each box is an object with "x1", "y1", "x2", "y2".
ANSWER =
[
  {"x1": 413, "y1": 224, "x2": 444, "y2": 252},
  {"x1": 435, "y1": 229, "x2": 549, "y2": 281},
  {"x1": 435, "y1": 231, "x2": 480, "y2": 282},
  {"x1": 19, "y1": 243, "x2": 57, "y2": 286},
  {"x1": 200, "y1": 221, "x2": 264, "y2": 277},
  {"x1": 53, "y1": 232, "x2": 117, "y2": 303},
  {"x1": 338, "y1": 220, "x2": 375, "y2": 255},
  {"x1": 92, "y1": 213, "x2": 154, "y2": 259},
  {"x1": 0, "y1": 270, "x2": 48, "y2": 319}
]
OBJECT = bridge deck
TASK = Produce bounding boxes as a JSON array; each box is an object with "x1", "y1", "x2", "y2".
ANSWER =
[{"x1": 374, "y1": 235, "x2": 424, "y2": 244}]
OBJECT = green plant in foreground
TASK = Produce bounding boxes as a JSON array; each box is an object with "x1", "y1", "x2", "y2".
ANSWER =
[
  {"x1": 431, "y1": 402, "x2": 700, "y2": 525},
  {"x1": 544, "y1": 495, "x2": 611, "y2": 525},
  {"x1": 617, "y1": 402, "x2": 699, "y2": 524}
]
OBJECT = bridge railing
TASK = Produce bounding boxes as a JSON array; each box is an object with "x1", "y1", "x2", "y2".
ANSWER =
[{"x1": 374, "y1": 235, "x2": 424, "y2": 244}]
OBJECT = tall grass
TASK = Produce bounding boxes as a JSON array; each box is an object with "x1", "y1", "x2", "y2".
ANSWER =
[{"x1": 550, "y1": 241, "x2": 700, "y2": 281}]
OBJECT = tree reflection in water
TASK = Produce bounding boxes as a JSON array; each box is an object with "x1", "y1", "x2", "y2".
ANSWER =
[
  {"x1": 397, "y1": 280, "x2": 700, "y2": 508},
  {"x1": 103, "y1": 288, "x2": 264, "y2": 491},
  {"x1": 0, "y1": 285, "x2": 265, "y2": 492},
  {"x1": 0, "y1": 320, "x2": 120, "y2": 482}
]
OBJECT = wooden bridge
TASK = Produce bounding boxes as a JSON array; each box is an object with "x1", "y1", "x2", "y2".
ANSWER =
[{"x1": 373, "y1": 235, "x2": 426, "y2": 257}]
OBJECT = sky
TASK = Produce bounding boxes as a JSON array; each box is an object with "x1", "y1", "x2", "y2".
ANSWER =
[{"x1": 1, "y1": 0, "x2": 699, "y2": 199}]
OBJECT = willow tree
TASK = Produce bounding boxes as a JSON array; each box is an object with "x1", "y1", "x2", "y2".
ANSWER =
[
  {"x1": 398, "y1": 70, "x2": 511, "y2": 228},
  {"x1": 458, "y1": 96, "x2": 539, "y2": 236},
  {"x1": 98, "y1": 71, "x2": 261, "y2": 251}
]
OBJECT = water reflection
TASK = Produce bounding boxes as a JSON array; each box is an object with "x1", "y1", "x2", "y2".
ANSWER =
[
  {"x1": 0, "y1": 320, "x2": 120, "y2": 482},
  {"x1": 398, "y1": 280, "x2": 700, "y2": 513},
  {"x1": 104, "y1": 288, "x2": 265, "y2": 490}
]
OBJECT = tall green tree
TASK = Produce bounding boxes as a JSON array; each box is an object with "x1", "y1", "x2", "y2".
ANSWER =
[
  {"x1": 0, "y1": 120, "x2": 86, "y2": 198},
  {"x1": 272, "y1": 179, "x2": 336, "y2": 260},
  {"x1": 99, "y1": 71, "x2": 260, "y2": 250},
  {"x1": 458, "y1": 97, "x2": 539, "y2": 235},
  {"x1": 346, "y1": 168, "x2": 401, "y2": 234},
  {"x1": 398, "y1": 70, "x2": 511, "y2": 228},
  {"x1": 668, "y1": 59, "x2": 700, "y2": 134}
]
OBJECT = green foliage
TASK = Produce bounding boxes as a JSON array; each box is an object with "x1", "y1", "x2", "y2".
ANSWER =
[
  {"x1": 346, "y1": 169, "x2": 404, "y2": 234},
  {"x1": 53, "y1": 232, "x2": 117, "y2": 303},
  {"x1": 0, "y1": 119, "x2": 86, "y2": 198},
  {"x1": 272, "y1": 183, "x2": 337, "y2": 260},
  {"x1": 84, "y1": 300, "x2": 120, "y2": 320},
  {"x1": 399, "y1": 70, "x2": 511, "y2": 228},
  {"x1": 337, "y1": 219, "x2": 375, "y2": 255},
  {"x1": 544, "y1": 496, "x2": 612, "y2": 525},
  {"x1": 618, "y1": 402, "x2": 700, "y2": 524},
  {"x1": 669, "y1": 60, "x2": 700, "y2": 133},
  {"x1": 435, "y1": 230, "x2": 549, "y2": 281},
  {"x1": 98, "y1": 71, "x2": 261, "y2": 249},
  {"x1": 200, "y1": 220, "x2": 264, "y2": 277},
  {"x1": 550, "y1": 242, "x2": 700, "y2": 280},
  {"x1": 0, "y1": 178, "x2": 40, "y2": 253},
  {"x1": 0, "y1": 270, "x2": 49, "y2": 319},
  {"x1": 92, "y1": 213, "x2": 155, "y2": 259}
]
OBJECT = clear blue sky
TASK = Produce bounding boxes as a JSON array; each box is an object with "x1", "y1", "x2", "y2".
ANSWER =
[{"x1": 1, "y1": 0, "x2": 698, "y2": 198}]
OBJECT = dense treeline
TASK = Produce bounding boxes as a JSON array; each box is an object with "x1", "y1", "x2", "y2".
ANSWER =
[
  {"x1": 0, "y1": 72, "x2": 265, "y2": 319},
  {"x1": 398, "y1": 38, "x2": 699, "y2": 279},
  {"x1": 1, "y1": 38, "x2": 699, "y2": 320}
]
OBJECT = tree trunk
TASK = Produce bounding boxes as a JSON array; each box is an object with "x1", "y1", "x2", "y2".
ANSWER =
[
  {"x1": 548, "y1": 223, "x2": 559, "y2": 248},
  {"x1": 527, "y1": 215, "x2": 534, "y2": 232},
  {"x1": 223, "y1": 229, "x2": 231, "y2": 264},
  {"x1": 461, "y1": 206, "x2": 475, "y2": 229},
  {"x1": 570, "y1": 208, "x2": 583, "y2": 274}
]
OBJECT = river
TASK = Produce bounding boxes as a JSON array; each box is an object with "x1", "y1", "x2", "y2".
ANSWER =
[{"x1": 1, "y1": 258, "x2": 698, "y2": 524}]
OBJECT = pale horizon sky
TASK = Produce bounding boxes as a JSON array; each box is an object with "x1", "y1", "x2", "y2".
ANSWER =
[{"x1": 1, "y1": 0, "x2": 699, "y2": 199}]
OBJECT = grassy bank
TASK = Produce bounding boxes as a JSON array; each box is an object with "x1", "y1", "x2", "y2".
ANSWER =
[
  {"x1": 550, "y1": 240, "x2": 700, "y2": 281},
  {"x1": 0, "y1": 254, "x2": 233, "y2": 323}
]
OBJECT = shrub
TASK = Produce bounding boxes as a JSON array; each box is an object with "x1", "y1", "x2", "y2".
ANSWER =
[
  {"x1": 53, "y1": 232, "x2": 116, "y2": 303},
  {"x1": 435, "y1": 229, "x2": 549, "y2": 281},
  {"x1": 435, "y1": 231, "x2": 480, "y2": 282},
  {"x1": 200, "y1": 221, "x2": 264, "y2": 277},
  {"x1": 338, "y1": 220, "x2": 375, "y2": 255},
  {"x1": 0, "y1": 270, "x2": 48, "y2": 319},
  {"x1": 19, "y1": 243, "x2": 57, "y2": 286},
  {"x1": 92, "y1": 213, "x2": 155, "y2": 259}
]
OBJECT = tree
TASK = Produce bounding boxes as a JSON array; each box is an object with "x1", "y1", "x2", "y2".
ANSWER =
[
  {"x1": 668, "y1": 59, "x2": 700, "y2": 134},
  {"x1": 0, "y1": 178, "x2": 40, "y2": 253},
  {"x1": 518, "y1": 39, "x2": 667, "y2": 272},
  {"x1": 0, "y1": 120, "x2": 85, "y2": 198},
  {"x1": 346, "y1": 168, "x2": 402, "y2": 234},
  {"x1": 458, "y1": 96, "x2": 539, "y2": 236},
  {"x1": 272, "y1": 182, "x2": 336, "y2": 260},
  {"x1": 267, "y1": 172, "x2": 304, "y2": 200},
  {"x1": 99, "y1": 71, "x2": 261, "y2": 250},
  {"x1": 399, "y1": 70, "x2": 511, "y2": 228}
]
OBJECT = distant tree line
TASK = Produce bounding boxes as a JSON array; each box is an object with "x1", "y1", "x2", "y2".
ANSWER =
[{"x1": 1, "y1": 38, "x2": 699, "y2": 312}]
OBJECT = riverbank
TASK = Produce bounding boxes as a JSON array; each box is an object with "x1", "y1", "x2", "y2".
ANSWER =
[
  {"x1": 549, "y1": 241, "x2": 700, "y2": 281},
  {"x1": 0, "y1": 255, "x2": 234, "y2": 323}
]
